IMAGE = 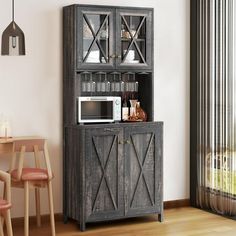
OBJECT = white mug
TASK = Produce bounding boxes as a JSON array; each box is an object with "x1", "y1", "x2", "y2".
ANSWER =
[{"x1": 124, "y1": 50, "x2": 135, "y2": 61}]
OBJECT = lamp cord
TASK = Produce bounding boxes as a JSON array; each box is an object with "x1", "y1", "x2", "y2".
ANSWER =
[{"x1": 12, "y1": 0, "x2": 14, "y2": 22}]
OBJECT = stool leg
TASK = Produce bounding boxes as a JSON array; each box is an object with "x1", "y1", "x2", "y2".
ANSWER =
[
  {"x1": 47, "y1": 181, "x2": 55, "y2": 236},
  {"x1": 5, "y1": 210, "x2": 13, "y2": 236},
  {"x1": 0, "y1": 216, "x2": 4, "y2": 236},
  {"x1": 1, "y1": 183, "x2": 6, "y2": 229},
  {"x1": 3, "y1": 183, "x2": 6, "y2": 201},
  {"x1": 35, "y1": 188, "x2": 41, "y2": 227},
  {"x1": 24, "y1": 181, "x2": 29, "y2": 236}
]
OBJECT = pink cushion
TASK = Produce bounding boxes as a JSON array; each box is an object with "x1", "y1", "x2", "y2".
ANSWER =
[
  {"x1": 0, "y1": 199, "x2": 11, "y2": 211},
  {"x1": 11, "y1": 168, "x2": 49, "y2": 181}
]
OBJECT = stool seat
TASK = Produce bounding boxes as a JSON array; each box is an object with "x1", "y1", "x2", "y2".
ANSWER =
[
  {"x1": 9, "y1": 139, "x2": 55, "y2": 236},
  {"x1": 11, "y1": 168, "x2": 49, "y2": 181},
  {"x1": 0, "y1": 199, "x2": 11, "y2": 211}
]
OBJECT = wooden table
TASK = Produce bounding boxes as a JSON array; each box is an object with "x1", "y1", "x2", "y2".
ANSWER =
[{"x1": 0, "y1": 137, "x2": 41, "y2": 154}]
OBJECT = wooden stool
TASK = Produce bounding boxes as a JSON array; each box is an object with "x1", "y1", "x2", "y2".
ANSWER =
[
  {"x1": 0, "y1": 171, "x2": 13, "y2": 236},
  {"x1": 9, "y1": 139, "x2": 55, "y2": 236}
]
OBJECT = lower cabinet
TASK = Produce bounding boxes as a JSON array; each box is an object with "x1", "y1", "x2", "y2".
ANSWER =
[{"x1": 63, "y1": 122, "x2": 163, "y2": 231}]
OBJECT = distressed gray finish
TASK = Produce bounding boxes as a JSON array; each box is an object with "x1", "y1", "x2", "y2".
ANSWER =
[
  {"x1": 116, "y1": 8, "x2": 153, "y2": 70},
  {"x1": 63, "y1": 4, "x2": 162, "y2": 232},
  {"x1": 63, "y1": 4, "x2": 154, "y2": 125},
  {"x1": 76, "y1": 6, "x2": 116, "y2": 70},
  {"x1": 64, "y1": 4, "x2": 153, "y2": 71},
  {"x1": 64, "y1": 122, "x2": 163, "y2": 231},
  {"x1": 63, "y1": 6, "x2": 78, "y2": 126},
  {"x1": 85, "y1": 127, "x2": 124, "y2": 221},
  {"x1": 124, "y1": 124, "x2": 163, "y2": 218}
]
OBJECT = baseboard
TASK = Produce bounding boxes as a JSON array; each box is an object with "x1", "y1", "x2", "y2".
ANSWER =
[
  {"x1": 12, "y1": 199, "x2": 190, "y2": 226},
  {"x1": 164, "y1": 199, "x2": 190, "y2": 209}
]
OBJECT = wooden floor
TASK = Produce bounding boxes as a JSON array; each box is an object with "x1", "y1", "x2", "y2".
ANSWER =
[{"x1": 11, "y1": 207, "x2": 236, "y2": 236}]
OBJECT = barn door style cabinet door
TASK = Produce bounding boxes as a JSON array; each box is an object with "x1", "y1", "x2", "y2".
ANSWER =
[
  {"x1": 124, "y1": 124, "x2": 163, "y2": 219},
  {"x1": 63, "y1": 123, "x2": 163, "y2": 231},
  {"x1": 84, "y1": 127, "x2": 124, "y2": 222},
  {"x1": 74, "y1": 5, "x2": 153, "y2": 70}
]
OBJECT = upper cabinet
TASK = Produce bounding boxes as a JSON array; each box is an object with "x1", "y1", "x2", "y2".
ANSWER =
[
  {"x1": 115, "y1": 9, "x2": 153, "y2": 70},
  {"x1": 77, "y1": 7, "x2": 115, "y2": 70},
  {"x1": 75, "y1": 6, "x2": 153, "y2": 70}
]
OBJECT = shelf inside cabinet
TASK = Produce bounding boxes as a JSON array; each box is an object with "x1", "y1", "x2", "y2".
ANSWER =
[
  {"x1": 121, "y1": 38, "x2": 146, "y2": 42},
  {"x1": 83, "y1": 37, "x2": 109, "y2": 40}
]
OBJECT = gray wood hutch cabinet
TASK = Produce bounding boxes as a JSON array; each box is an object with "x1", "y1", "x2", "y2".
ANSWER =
[{"x1": 63, "y1": 4, "x2": 163, "y2": 231}]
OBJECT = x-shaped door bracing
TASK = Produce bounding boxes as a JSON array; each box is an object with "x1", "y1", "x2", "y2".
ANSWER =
[
  {"x1": 121, "y1": 15, "x2": 146, "y2": 64},
  {"x1": 83, "y1": 14, "x2": 109, "y2": 63},
  {"x1": 91, "y1": 135, "x2": 118, "y2": 212},
  {"x1": 129, "y1": 133, "x2": 155, "y2": 208}
]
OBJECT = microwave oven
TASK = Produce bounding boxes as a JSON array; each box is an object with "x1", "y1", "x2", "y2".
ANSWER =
[{"x1": 78, "y1": 96, "x2": 121, "y2": 123}]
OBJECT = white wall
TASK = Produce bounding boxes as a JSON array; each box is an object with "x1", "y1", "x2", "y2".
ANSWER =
[{"x1": 0, "y1": 0, "x2": 189, "y2": 218}]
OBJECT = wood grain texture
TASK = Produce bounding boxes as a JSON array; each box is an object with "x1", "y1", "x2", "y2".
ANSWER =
[
  {"x1": 0, "y1": 143, "x2": 12, "y2": 154},
  {"x1": 11, "y1": 199, "x2": 188, "y2": 227},
  {"x1": 63, "y1": 127, "x2": 82, "y2": 223},
  {"x1": 10, "y1": 207, "x2": 236, "y2": 236},
  {"x1": 115, "y1": 8, "x2": 153, "y2": 70},
  {"x1": 124, "y1": 124, "x2": 162, "y2": 219},
  {"x1": 64, "y1": 122, "x2": 163, "y2": 231},
  {"x1": 0, "y1": 171, "x2": 13, "y2": 236},
  {"x1": 63, "y1": 4, "x2": 155, "y2": 126},
  {"x1": 63, "y1": 6, "x2": 77, "y2": 126},
  {"x1": 9, "y1": 139, "x2": 56, "y2": 236},
  {"x1": 63, "y1": 3, "x2": 158, "y2": 232},
  {"x1": 76, "y1": 6, "x2": 116, "y2": 70},
  {"x1": 85, "y1": 127, "x2": 124, "y2": 221},
  {"x1": 64, "y1": 4, "x2": 153, "y2": 71}
]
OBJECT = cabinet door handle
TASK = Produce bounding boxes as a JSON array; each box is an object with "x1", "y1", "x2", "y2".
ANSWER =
[
  {"x1": 104, "y1": 128, "x2": 119, "y2": 132},
  {"x1": 124, "y1": 140, "x2": 130, "y2": 144},
  {"x1": 118, "y1": 140, "x2": 130, "y2": 144},
  {"x1": 109, "y1": 54, "x2": 116, "y2": 59}
]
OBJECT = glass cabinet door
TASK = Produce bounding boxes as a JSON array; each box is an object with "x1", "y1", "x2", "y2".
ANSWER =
[
  {"x1": 116, "y1": 9, "x2": 153, "y2": 69},
  {"x1": 77, "y1": 7, "x2": 115, "y2": 69}
]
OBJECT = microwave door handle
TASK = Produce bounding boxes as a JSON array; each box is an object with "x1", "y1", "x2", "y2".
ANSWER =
[{"x1": 90, "y1": 97, "x2": 108, "y2": 101}]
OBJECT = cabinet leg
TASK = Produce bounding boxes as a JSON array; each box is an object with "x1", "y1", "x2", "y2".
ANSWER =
[
  {"x1": 63, "y1": 215, "x2": 68, "y2": 224},
  {"x1": 79, "y1": 221, "x2": 86, "y2": 232},
  {"x1": 158, "y1": 213, "x2": 164, "y2": 222}
]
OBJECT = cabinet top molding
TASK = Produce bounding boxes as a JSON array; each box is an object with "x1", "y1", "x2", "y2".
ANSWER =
[
  {"x1": 63, "y1": 4, "x2": 154, "y2": 11},
  {"x1": 65, "y1": 121, "x2": 164, "y2": 129}
]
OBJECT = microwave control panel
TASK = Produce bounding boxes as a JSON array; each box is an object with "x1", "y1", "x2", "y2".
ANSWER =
[{"x1": 114, "y1": 97, "x2": 121, "y2": 121}]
